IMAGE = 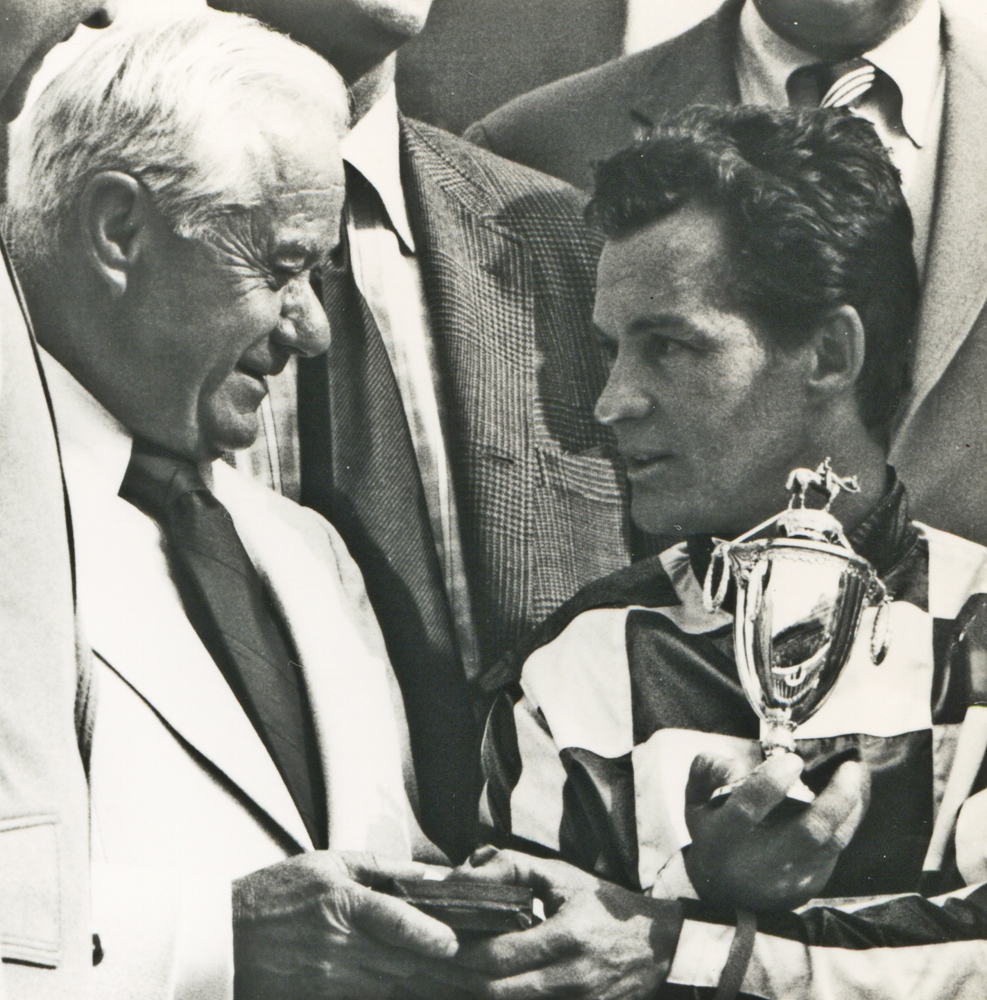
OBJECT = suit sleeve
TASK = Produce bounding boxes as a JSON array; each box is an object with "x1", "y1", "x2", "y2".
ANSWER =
[{"x1": 666, "y1": 883, "x2": 987, "y2": 999}]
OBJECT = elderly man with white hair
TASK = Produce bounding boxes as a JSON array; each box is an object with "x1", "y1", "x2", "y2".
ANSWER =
[{"x1": 6, "y1": 12, "x2": 472, "y2": 1000}]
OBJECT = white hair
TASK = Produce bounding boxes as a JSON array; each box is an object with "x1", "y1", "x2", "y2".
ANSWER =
[{"x1": 6, "y1": 10, "x2": 349, "y2": 273}]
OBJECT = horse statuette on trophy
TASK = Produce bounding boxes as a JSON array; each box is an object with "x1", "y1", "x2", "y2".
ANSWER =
[{"x1": 704, "y1": 459, "x2": 891, "y2": 801}]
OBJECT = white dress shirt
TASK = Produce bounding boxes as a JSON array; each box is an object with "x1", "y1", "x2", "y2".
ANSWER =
[
  {"x1": 736, "y1": 0, "x2": 944, "y2": 273},
  {"x1": 341, "y1": 85, "x2": 482, "y2": 684}
]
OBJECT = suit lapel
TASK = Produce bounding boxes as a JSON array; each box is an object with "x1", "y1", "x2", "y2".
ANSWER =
[
  {"x1": 399, "y1": 118, "x2": 535, "y2": 659},
  {"x1": 896, "y1": 14, "x2": 987, "y2": 433},
  {"x1": 82, "y1": 490, "x2": 311, "y2": 852},
  {"x1": 629, "y1": 0, "x2": 743, "y2": 128},
  {"x1": 215, "y1": 466, "x2": 414, "y2": 858}
]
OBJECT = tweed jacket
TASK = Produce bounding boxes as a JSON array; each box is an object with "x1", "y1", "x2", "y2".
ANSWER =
[
  {"x1": 395, "y1": 116, "x2": 631, "y2": 671},
  {"x1": 467, "y1": 1, "x2": 987, "y2": 551},
  {"x1": 0, "y1": 249, "x2": 92, "y2": 998}
]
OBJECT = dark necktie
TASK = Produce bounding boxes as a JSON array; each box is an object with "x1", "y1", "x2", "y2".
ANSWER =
[
  {"x1": 120, "y1": 441, "x2": 327, "y2": 849},
  {"x1": 297, "y1": 166, "x2": 480, "y2": 862}
]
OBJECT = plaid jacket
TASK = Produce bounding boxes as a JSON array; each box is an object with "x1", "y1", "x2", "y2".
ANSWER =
[
  {"x1": 481, "y1": 479, "x2": 987, "y2": 998},
  {"x1": 397, "y1": 117, "x2": 632, "y2": 672}
]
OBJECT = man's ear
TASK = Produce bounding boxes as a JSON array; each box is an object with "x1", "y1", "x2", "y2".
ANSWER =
[
  {"x1": 805, "y1": 304, "x2": 866, "y2": 400},
  {"x1": 79, "y1": 171, "x2": 150, "y2": 301}
]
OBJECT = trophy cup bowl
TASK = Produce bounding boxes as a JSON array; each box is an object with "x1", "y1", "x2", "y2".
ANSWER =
[
  {"x1": 731, "y1": 537, "x2": 882, "y2": 758},
  {"x1": 704, "y1": 461, "x2": 890, "y2": 802}
]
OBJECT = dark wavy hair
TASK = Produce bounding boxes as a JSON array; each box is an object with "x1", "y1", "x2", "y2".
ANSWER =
[{"x1": 587, "y1": 104, "x2": 918, "y2": 440}]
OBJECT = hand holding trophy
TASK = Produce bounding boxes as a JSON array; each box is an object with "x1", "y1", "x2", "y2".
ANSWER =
[{"x1": 703, "y1": 459, "x2": 891, "y2": 802}]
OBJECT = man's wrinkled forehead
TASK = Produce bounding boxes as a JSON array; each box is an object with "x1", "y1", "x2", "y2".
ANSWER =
[
  {"x1": 228, "y1": 184, "x2": 346, "y2": 255},
  {"x1": 269, "y1": 185, "x2": 346, "y2": 217}
]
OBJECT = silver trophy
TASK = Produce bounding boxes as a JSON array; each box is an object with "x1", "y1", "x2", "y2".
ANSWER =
[{"x1": 703, "y1": 459, "x2": 891, "y2": 800}]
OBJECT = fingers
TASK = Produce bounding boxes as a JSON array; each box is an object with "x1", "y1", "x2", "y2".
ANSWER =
[
  {"x1": 685, "y1": 753, "x2": 751, "y2": 805},
  {"x1": 340, "y1": 850, "x2": 432, "y2": 888},
  {"x1": 349, "y1": 883, "x2": 459, "y2": 960},
  {"x1": 445, "y1": 846, "x2": 520, "y2": 886},
  {"x1": 802, "y1": 760, "x2": 871, "y2": 851},
  {"x1": 725, "y1": 752, "x2": 805, "y2": 825},
  {"x1": 453, "y1": 848, "x2": 598, "y2": 912},
  {"x1": 476, "y1": 966, "x2": 585, "y2": 1000},
  {"x1": 457, "y1": 919, "x2": 577, "y2": 977}
]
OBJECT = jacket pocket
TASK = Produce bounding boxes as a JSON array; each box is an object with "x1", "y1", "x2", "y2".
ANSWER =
[
  {"x1": 0, "y1": 815, "x2": 60, "y2": 966},
  {"x1": 532, "y1": 445, "x2": 632, "y2": 619}
]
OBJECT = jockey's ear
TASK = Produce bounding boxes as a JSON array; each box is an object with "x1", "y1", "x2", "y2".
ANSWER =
[{"x1": 804, "y1": 305, "x2": 865, "y2": 403}]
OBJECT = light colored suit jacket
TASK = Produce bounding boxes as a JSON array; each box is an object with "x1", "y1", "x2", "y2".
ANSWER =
[
  {"x1": 468, "y1": 0, "x2": 987, "y2": 548},
  {"x1": 48, "y1": 353, "x2": 419, "y2": 1000},
  {"x1": 0, "y1": 251, "x2": 92, "y2": 998}
]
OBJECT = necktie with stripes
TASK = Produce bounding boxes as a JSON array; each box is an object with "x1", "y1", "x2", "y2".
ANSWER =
[{"x1": 787, "y1": 56, "x2": 878, "y2": 109}]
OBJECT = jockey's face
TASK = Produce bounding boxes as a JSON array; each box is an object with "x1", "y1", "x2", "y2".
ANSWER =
[{"x1": 593, "y1": 202, "x2": 820, "y2": 540}]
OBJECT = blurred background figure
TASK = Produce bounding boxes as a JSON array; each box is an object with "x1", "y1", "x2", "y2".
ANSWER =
[
  {"x1": 403, "y1": 0, "x2": 986, "y2": 134},
  {"x1": 40, "y1": 1, "x2": 987, "y2": 139}
]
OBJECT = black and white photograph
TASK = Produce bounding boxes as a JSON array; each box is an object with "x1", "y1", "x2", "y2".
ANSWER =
[{"x1": 1, "y1": 0, "x2": 986, "y2": 997}]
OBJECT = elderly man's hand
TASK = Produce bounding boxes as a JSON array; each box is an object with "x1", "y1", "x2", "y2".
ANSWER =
[
  {"x1": 450, "y1": 848, "x2": 683, "y2": 1000},
  {"x1": 684, "y1": 752, "x2": 871, "y2": 912},
  {"x1": 232, "y1": 850, "x2": 476, "y2": 999}
]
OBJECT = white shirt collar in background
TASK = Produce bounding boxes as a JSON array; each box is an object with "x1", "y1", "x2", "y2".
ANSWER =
[{"x1": 342, "y1": 84, "x2": 416, "y2": 253}]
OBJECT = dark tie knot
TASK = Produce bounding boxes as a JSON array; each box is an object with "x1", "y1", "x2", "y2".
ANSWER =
[{"x1": 120, "y1": 440, "x2": 213, "y2": 526}]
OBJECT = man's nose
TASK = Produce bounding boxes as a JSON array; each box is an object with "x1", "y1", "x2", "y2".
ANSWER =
[
  {"x1": 277, "y1": 277, "x2": 332, "y2": 358},
  {"x1": 594, "y1": 352, "x2": 654, "y2": 427}
]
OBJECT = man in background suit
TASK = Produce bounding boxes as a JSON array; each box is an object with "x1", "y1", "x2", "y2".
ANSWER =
[
  {"x1": 467, "y1": 0, "x2": 987, "y2": 558},
  {"x1": 0, "y1": 1, "x2": 117, "y2": 996},
  {"x1": 211, "y1": 0, "x2": 633, "y2": 863},
  {"x1": 7, "y1": 14, "x2": 475, "y2": 998}
]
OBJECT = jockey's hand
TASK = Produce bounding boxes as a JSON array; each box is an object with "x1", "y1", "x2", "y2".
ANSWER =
[{"x1": 684, "y1": 752, "x2": 870, "y2": 911}]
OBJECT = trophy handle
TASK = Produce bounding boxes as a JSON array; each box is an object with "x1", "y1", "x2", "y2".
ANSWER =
[
  {"x1": 871, "y1": 592, "x2": 892, "y2": 665},
  {"x1": 703, "y1": 542, "x2": 733, "y2": 612}
]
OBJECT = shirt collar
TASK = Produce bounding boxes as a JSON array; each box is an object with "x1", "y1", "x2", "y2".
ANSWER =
[
  {"x1": 342, "y1": 84, "x2": 416, "y2": 253},
  {"x1": 42, "y1": 348, "x2": 218, "y2": 503},
  {"x1": 738, "y1": 0, "x2": 942, "y2": 146},
  {"x1": 42, "y1": 347, "x2": 135, "y2": 504}
]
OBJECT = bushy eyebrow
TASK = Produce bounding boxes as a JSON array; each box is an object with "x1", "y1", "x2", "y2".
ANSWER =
[{"x1": 596, "y1": 314, "x2": 712, "y2": 344}]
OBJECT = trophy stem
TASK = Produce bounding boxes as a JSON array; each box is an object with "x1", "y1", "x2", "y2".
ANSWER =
[
  {"x1": 761, "y1": 710, "x2": 797, "y2": 755},
  {"x1": 760, "y1": 713, "x2": 815, "y2": 804}
]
